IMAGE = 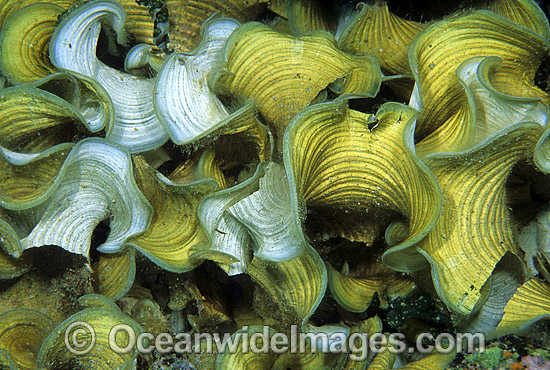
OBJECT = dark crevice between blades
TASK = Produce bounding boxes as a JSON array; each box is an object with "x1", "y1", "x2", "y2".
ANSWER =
[
  {"x1": 95, "y1": 23, "x2": 133, "y2": 71},
  {"x1": 89, "y1": 219, "x2": 111, "y2": 266},
  {"x1": 21, "y1": 246, "x2": 87, "y2": 278}
]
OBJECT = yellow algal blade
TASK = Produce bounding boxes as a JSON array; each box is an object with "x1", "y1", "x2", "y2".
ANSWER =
[
  {"x1": 248, "y1": 245, "x2": 327, "y2": 330},
  {"x1": 496, "y1": 278, "x2": 550, "y2": 335},
  {"x1": 338, "y1": 2, "x2": 426, "y2": 75},
  {"x1": 410, "y1": 10, "x2": 549, "y2": 155},
  {"x1": 478, "y1": 0, "x2": 550, "y2": 39},
  {"x1": 115, "y1": 0, "x2": 156, "y2": 48},
  {"x1": 0, "y1": 146, "x2": 71, "y2": 210},
  {"x1": 367, "y1": 346, "x2": 397, "y2": 370},
  {"x1": 213, "y1": 22, "x2": 381, "y2": 151},
  {"x1": 126, "y1": 156, "x2": 218, "y2": 272},
  {"x1": 417, "y1": 123, "x2": 543, "y2": 316},
  {"x1": 287, "y1": 0, "x2": 335, "y2": 35},
  {"x1": 215, "y1": 326, "x2": 278, "y2": 370},
  {"x1": 0, "y1": 309, "x2": 53, "y2": 370},
  {"x1": 93, "y1": 248, "x2": 135, "y2": 300},
  {"x1": 0, "y1": 87, "x2": 86, "y2": 154},
  {"x1": 169, "y1": 149, "x2": 228, "y2": 189},
  {"x1": 37, "y1": 305, "x2": 143, "y2": 369},
  {"x1": 0, "y1": 3, "x2": 63, "y2": 84},
  {"x1": 166, "y1": 0, "x2": 269, "y2": 52},
  {"x1": 284, "y1": 100, "x2": 441, "y2": 272},
  {"x1": 0, "y1": 215, "x2": 29, "y2": 278},
  {"x1": 0, "y1": 0, "x2": 74, "y2": 30},
  {"x1": 327, "y1": 262, "x2": 416, "y2": 312},
  {"x1": 397, "y1": 351, "x2": 456, "y2": 370}
]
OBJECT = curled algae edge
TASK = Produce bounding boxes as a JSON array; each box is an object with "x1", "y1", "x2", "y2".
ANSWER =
[{"x1": 0, "y1": 0, "x2": 550, "y2": 369}]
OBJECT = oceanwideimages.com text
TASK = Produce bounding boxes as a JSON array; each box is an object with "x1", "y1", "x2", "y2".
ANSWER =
[{"x1": 65, "y1": 322, "x2": 485, "y2": 361}]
